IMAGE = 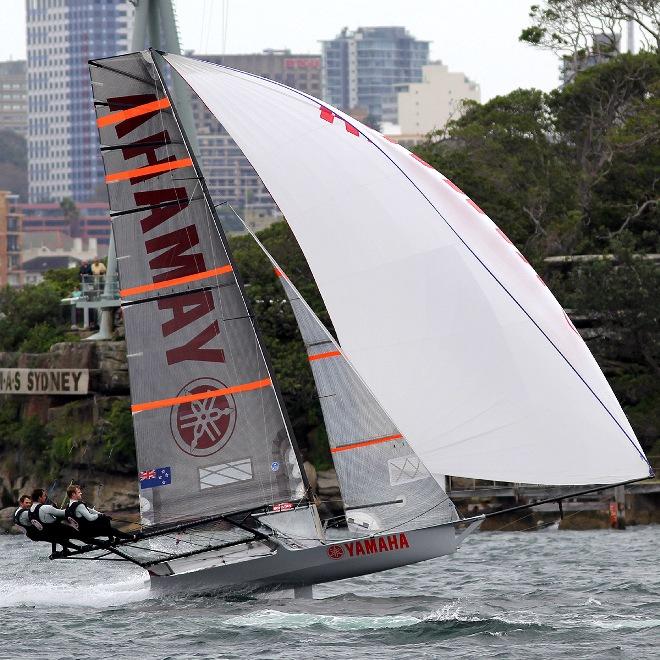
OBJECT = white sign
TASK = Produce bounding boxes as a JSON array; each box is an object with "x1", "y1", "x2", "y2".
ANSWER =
[{"x1": 0, "y1": 368, "x2": 89, "y2": 395}]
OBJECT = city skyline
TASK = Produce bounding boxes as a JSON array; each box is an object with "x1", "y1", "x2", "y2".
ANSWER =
[{"x1": 2, "y1": 0, "x2": 562, "y2": 102}]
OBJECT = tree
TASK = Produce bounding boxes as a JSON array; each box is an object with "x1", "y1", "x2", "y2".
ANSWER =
[
  {"x1": 229, "y1": 221, "x2": 331, "y2": 456},
  {"x1": 550, "y1": 52, "x2": 659, "y2": 247},
  {"x1": 520, "y1": 1, "x2": 660, "y2": 61},
  {"x1": 60, "y1": 197, "x2": 81, "y2": 237},
  {"x1": 0, "y1": 281, "x2": 70, "y2": 352},
  {"x1": 563, "y1": 240, "x2": 660, "y2": 450},
  {"x1": 414, "y1": 89, "x2": 579, "y2": 256}
]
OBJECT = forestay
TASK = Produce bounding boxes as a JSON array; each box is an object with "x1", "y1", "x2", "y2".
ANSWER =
[
  {"x1": 90, "y1": 52, "x2": 304, "y2": 525},
  {"x1": 165, "y1": 53, "x2": 651, "y2": 485}
]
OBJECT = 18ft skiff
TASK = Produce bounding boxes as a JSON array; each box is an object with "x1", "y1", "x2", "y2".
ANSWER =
[{"x1": 50, "y1": 50, "x2": 651, "y2": 593}]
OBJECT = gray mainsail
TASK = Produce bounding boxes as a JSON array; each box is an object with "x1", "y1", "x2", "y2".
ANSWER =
[{"x1": 90, "y1": 51, "x2": 305, "y2": 525}]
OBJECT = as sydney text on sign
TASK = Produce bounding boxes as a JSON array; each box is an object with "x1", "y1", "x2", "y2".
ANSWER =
[{"x1": 0, "y1": 369, "x2": 89, "y2": 395}]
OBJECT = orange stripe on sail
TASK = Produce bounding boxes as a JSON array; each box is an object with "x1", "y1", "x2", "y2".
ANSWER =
[
  {"x1": 308, "y1": 350, "x2": 341, "y2": 362},
  {"x1": 273, "y1": 267, "x2": 283, "y2": 278},
  {"x1": 132, "y1": 378, "x2": 272, "y2": 413},
  {"x1": 120, "y1": 264, "x2": 233, "y2": 297},
  {"x1": 331, "y1": 433, "x2": 403, "y2": 453},
  {"x1": 97, "y1": 98, "x2": 171, "y2": 128},
  {"x1": 105, "y1": 157, "x2": 193, "y2": 183}
]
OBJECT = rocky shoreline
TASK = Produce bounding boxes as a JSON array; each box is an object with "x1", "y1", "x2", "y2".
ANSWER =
[{"x1": 1, "y1": 340, "x2": 658, "y2": 535}]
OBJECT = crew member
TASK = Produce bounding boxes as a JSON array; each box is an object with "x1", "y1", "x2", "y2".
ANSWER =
[
  {"x1": 65, "y1": 484, "x2": 134, "y2": 544},
  {"x1": 13, "y1": 495, "x2": 40, "y2": 540},
  {"x1": 29, "y1": 488, "x2": 74, "y2": 554}
]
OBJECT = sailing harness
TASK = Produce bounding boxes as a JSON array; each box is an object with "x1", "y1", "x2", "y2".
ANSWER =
[
  {"x1": 64, "y1": 500, "x2": 85, "y2": 532},
  {"x1": 28, "y1": 504, "x2": 45, "y2": 531},
  {"x1": 13, "y1": 508, "x2": 41, "y2": 540}
]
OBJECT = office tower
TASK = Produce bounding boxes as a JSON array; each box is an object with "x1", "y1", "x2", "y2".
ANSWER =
[
  {"x1": 18, "y1": 200, "x2": 112, "y2": 250},
  {"x1": 191, "y1": 51, "x2": 322, "y2": 221},
  {"x1": 0, "y1": 191, "x2": 23, "y2": 286},
  {"x1": 322, "y1": 27, "x2": 429, "y2": 125},
  {"x1": 397, "y1": 63, "x2": 480, "y2": 135},
  {"x1": 0, "y1": 60, "x2": 27, "y2": 137},
  {"x1": 561, "y1": 33, "x2": 621, "y2": 85},
  {"x1": 26, "y1": 0, "x2": 134, "y2": 203}
]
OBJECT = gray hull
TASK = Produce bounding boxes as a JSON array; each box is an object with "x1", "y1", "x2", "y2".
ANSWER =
[{"x1": 148, "y1": 519, "x2": 481, "y2": 594}]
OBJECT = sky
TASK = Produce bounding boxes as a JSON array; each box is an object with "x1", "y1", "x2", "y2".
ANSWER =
[{"x1": 0, "y1": 0, "x2": 561, "y2": 101}]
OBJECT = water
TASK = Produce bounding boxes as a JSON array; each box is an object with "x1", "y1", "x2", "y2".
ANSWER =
[{"x1": 0, "y1": 526, "x2": 658, "y2": 659}]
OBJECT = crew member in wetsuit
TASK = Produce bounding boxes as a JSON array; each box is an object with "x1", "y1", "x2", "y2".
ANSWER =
[
  {"x1": 29, "y1": 488, "x2": 73, "y2": 554},
  {"x1": 13, "y1": 495, "x2": 39, "y2": 540},
  {"x1": 65, "y1": 484, "x2": 134, "y2": 544}
]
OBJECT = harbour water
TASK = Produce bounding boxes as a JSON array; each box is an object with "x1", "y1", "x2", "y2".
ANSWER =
[{"x1": 0, "y1": 526, "x2": 658, "y2": 659}]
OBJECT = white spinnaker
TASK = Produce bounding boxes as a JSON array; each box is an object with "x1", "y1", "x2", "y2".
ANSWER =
[{"x1": 165, "y1": 53, "x2": 651, "y2": 485}]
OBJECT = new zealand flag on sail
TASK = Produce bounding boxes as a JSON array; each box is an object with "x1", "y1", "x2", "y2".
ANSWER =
[{"x1": 139, "y1": 467, "x2": 172, "y2": 489}]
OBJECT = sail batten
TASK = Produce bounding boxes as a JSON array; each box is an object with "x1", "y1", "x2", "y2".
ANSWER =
[{"x1": 165, "y1": 53, "x2": 651, "y2": 485}]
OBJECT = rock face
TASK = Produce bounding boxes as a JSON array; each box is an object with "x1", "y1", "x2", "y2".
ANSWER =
[
  {"x1": 0, "y1": 340, "x2": 130, "y2": 397},
  {"x1": 316, "y1": 469, "x2": 340, "y2": 498},
  {"x1": 94, "y1": 342, "x2": 130, "y2": 393},
  {"x1": 0, "y1": 340, "x2": 134, "y2": 519}
]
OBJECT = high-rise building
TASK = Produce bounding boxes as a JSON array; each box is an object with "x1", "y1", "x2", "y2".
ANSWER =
[
  {"x1": 26, "y1": 0, "x2": 134, "y2": 203},
  {"x1": 191, "y1": 51, "x2": 322, "y2": 219},
  {"x1": 561, "y1": 33, "x2": 621, "y2": 85},
  {"x1": 397, "y1": 63, "x2": 480, "y2": 135},
  {"x1": 0, "y1": 60, "x2": 27, "y2": 137},
  {"x1": 0, "y1": 191, "x2": 23, "y2": 286},
  {"x1": 17, "y1": 201, "x2": 111, "y2": 252},
  {"x1": 321, "y1": 27, "x2": 429, "y2": 125}
]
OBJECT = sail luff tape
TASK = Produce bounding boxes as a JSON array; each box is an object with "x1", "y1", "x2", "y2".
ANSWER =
[
  {"x1": 331, "y1": 433, "x2": 403, "y2": 453},
  {"x1": 105, "y1": 157, "x2": 193, "y2": 183},
  {"x1": 308, "y1": 350, "x2": 341, "y2": 361},
  {"x1": 97, "y1": 97, "x2": 171, "y2": 127},
  {"x1": 132, "y1": 378, "x2": 273, "y2": 414},
  {"x1": 120, "y1": 264, "x2": 234, "y2": 297}
]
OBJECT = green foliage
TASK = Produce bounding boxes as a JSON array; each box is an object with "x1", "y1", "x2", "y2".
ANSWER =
[
  {"x1": 0, "y1": 281, "x2": 70, "y2": 353},
  {"x1": 416, "y1": 88, "x2": 578, "y2": 257},
  {"x1": 229, "y1": 222, "x2": 329, "y2": 459},
  {"x1": 549, "y1": 52, "x2": 660, "y2": 246},
  {"x1": 18, "y1": 323, "x2": 67, "y2": 353},
  {"x1": 43, "y1": 267, "x2": 81, "y2": 298},
  {"x1": 552, "y1": 240, "x2": 660, "y2": 451},
  {"x1": 519, "y1": 1, "x2": 660, "y2": 55},
  {"x1": 100, "y1": 399, "x2": 136, "y2": 471},
  {"x1": 414, "y1": 48, "x2": 659, "y2": 452},
  {"x1": 0, "y1": 399, "x2": 50, "y2": 480}
]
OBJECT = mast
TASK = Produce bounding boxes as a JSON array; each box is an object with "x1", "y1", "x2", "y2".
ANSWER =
[{"x1": 149, "y1": 50, "x2": 311, "y2": 495}]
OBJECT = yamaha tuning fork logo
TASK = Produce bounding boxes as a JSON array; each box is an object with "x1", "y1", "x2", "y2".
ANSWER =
[{"x1": 170, "y1": 378, "x2": 237, "y2": 457}]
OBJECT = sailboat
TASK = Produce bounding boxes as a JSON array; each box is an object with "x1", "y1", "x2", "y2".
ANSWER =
[{"x1": 50, "y1": 49, "x2": 652, "y2": 594}]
